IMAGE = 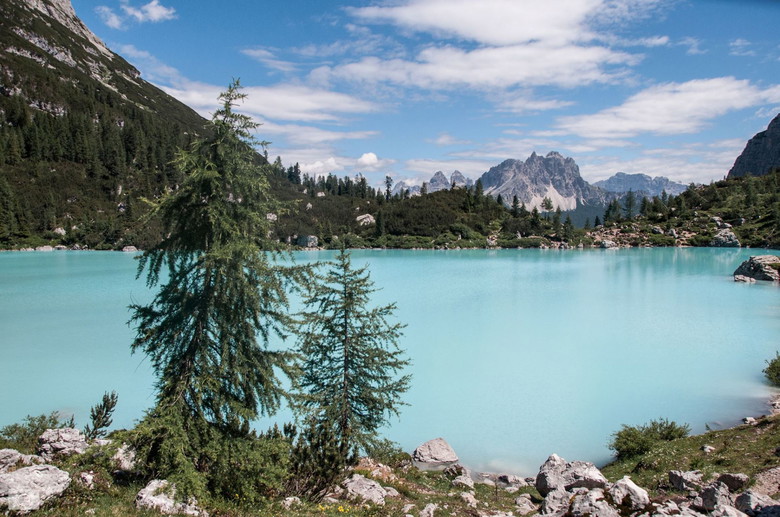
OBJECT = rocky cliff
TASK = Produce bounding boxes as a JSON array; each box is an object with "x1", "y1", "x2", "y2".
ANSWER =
[
  {"x1": 728, "y1": 113, "x2": 780, "y2": 178},
  {"x1": 479, "y1": 151, "x2": 607, "y2": 211}
]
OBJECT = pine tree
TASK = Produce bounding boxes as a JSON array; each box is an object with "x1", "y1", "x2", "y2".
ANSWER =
[
  {"x1": 130, "y1": 81, "x2": 298, "y2": 431},
  {"x1": 296, "y1": 247, "x2": 410, "y2": 456}
]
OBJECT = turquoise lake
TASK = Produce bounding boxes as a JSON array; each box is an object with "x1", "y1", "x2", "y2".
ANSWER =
[{"x1": 1, "y1": 248, "x2": 778, "y2": 475}]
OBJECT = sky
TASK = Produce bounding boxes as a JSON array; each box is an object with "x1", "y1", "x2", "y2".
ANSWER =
[{"x1": 71, "y1": 0, "x2": 780, "y2": 188}]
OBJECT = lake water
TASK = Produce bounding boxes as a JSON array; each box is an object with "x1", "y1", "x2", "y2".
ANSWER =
[{"x1": 1, "y1": 248, "x2": 778, "y2": 475}]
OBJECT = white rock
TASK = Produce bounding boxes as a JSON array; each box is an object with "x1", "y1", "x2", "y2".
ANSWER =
[
  {"x1": 37, "y1": 428, "x2": 88, "y2": 461},
  {"x1": 343, "y1": 474, "x2": 387, "y2": 505},
  {"x1": 112, "y1": 444, "x2": 137, "y2": 472},
  {"x1": 460, "y1": 491, "x2": 478, "y2": 508},
  {"x1": 0, "y1": 449, "x2": 43, "y2": 473},
  {"x1": 135, "y1": 479, "x2": 206, "y2": 516},
  {"x1": 515, "y1": 493, "x2": 537, "y2": 514},
  {"x1": 451, "y1": 474, "x2": 474, "y2": 489},
  {"x1": 535, "y1": 453, "x2": 608, "y2": 496},
  {"x1": 569, "y1": 488, "x2": 620, "y2": 517},
  {"x1": 608, "y1": 475, "x2": 649, "y2": 510},
  {"x1": 669, "y1": 470, "x2": 703, "y2": 491},
  {"x1": 281, "y1": 496, "x2": 300, "y2": 509},
  {"x1": 412, "y1": 438, "x2": 458, "y2": 465},
  {"x1": 419, "y1": 502, "x2": 438, "y2": 517},
  {"x1": 0, "y1": 464, "x2": 70, "y2": 514}
]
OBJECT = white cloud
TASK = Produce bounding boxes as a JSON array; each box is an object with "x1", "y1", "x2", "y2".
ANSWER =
[
  {"x1": 357, "y1": 152, "x2": 379, "y2": 167},
  {"x1": 241, "y1": 48, "x2": 298, "y2": 73},
  {"x1": 729, "y1": 38, "x2": 756, "y2": 57},
  {"x1": 95, "y1": 6, "x2": 124, "y2": 29},
  {"x1": 678, "y1": 37, "x2": 706, "y2": 55},
  {"x1": 556, "y1": 77, "x2": 780, "y2": 139},
  {"x1": 431, "y1": 133, "x2": 471, "y2": 146},
  {"x1": 496, "y1": 92, "x2": 574, "y2": 114},
  {"x1": 117, "y1": 44, "x2": 185, "y2": 84},
  {"x1": 120, "y1": 0, "x2": 176, "y2": 23}
]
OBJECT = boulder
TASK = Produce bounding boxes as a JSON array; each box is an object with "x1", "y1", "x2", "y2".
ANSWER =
[
  {"x1": 343, "y1": 474, "x2": 387, "y2": 505},
  {"x1": 535, "y1": 453, "x2": 608, "y2": 497},
  {"x1": 718, "y1": 473, "x2": 750, "y2": 492},
  {"x1": 296, "y1": 235, "x2": 319, "y2": 248},
  {"x1": 37, "y1": 428, "x2": 88, "y2": 461},
  {"x1": 0, "y1": 464, "x2": 70, "y2": 514},
  {"x1": 733, "y1": 255, "x2": 780, "y2": 282},
  {"x1": 711, "y1": 228, "x2": 741, "y2": 247},
  {"x1": 112, "y1": 444, "x2": 137, "y2": 472},
  {"x1": 135, "y1": 479, "x2": 206, "y2": 516},
  {"x1": 0, "y1": 449, "x2": 43, "y2": 473},
  {"x1": 121, "y1": 245, "x2": 138, "y2": 252},
  {"x1": 460, "y1": 491, "x2": 478, "y2": 508},
  {"x1": 540, "y1": 487, "x2": 571, "y2": 515},
  {"x1": 600, "y1": 240, "x2": 618, "y2": 249},
  {"x1": 356, "y1": 214, "x2": 375, "y2": 226},
  {"x1": 451, "y1": 474, "x2": 474, "y2": 490},
  {"x1": 734, "y1": 490, "x2": 780, "y2": 515},
  {"x1": 669, "y1": 470, "x2": 704, "y2": 491},
  {"x1": 698, "y1": 482, "x2": 734, "y2": 512},
  {"x1": 569, "y1": 488, "x2": 620, "y2": 517},
  {"x1": 711, "y1": 507, "x2": 749, "y2": 517},
  {"x1": 420, "y1": 502, "x2": 438, "y2": 517},
  {"x1": 608, "y1": 475, "x2": 650, "y2": 510},
  {"x1": 515, "y1": 493, "x2": 537, "y2": 515},
  {"x1": 412, "y1": 438, "x2": 458, "y2": 465},
  {"x1": 281, "y1": 496, "x2": 300, "y2": 509}
]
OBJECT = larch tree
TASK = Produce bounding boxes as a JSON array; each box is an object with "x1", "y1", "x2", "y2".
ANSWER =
[
  {"x1": 131, "y1": 80, "x2": 299, "y2": 432},
  {"x1": 296, "y1": 247, "x2": 411, "y2": 457}
]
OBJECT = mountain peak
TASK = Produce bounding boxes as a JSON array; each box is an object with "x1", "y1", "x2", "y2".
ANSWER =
[{"x1": 727, "y1": 113, "x2": 780, "y2": 178}]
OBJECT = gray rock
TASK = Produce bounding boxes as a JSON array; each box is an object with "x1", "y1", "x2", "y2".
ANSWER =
[
  {"x1": 296, "y1": 235, "x2": 319, "y2": 248},
  {"x1": 733, "y1": 255, "x2": 780, "y2": 282},
  {"x1": 460, "y1": 491, "x2": 478, "y2": 508},
  {"x1": 498, "y1": 473, "x2": 528, "y2": 486},
  {"x1": 78, "y1": 471, "x2": 96, "y2": 489},
  {"x1": 735, "y1": 275, "x2": 757, "y2": 283},
  {"x1": 698, "y1": 482, "x2": 734, "y2": 512},
  {"x1": 600, "y1": 240, "x2": 618, "y2": 249},
  {"x1": 535, "y1": 453, "x2": 608, "y2": 497},
  {"x1": 569, "y1": 488, "x2": 620, "y2": 517},
  {"x1": 669, "y1": 470, "x2": 704, "y2": 491},
  {"x1": 608, "y1": 475, "x2": 650, "y2": 510},
  {"x1": 121, "y1": 245, "x2": 138, "y2": 252},
  {"x1": 420, "y1": 502, "x2": 438, "y2": 517},
  {"x1": 281, "y1": 496, "x2": 300, "y2": 509},
  {"x1": 37, "y1": 428, "x2": 88, "y2": 461},
  {"x1": 712, "y1": 507, "x2": 749, "y2": 517},
  {"x1": 443, "y1": 463, "x2": 470, "y2": 478},
  {"x1": 451, "y1": 474, "x2": 474, "y2": 489},
  {"x1": 702, "y1": 445, "x2": 717, "y2": 453},
  {"x1": 356, "y1": 214, "x2": 375, "y2": 226},
  {"x1": 515, "y1": 493, "x2": 538, "y2": 515},
  {"x1": 412, "y1": 438, "x2": 458, "y2": 465},
  {"x1": 735, "y1": 490, "x2": 780, "y2": 515},
  {"x1": 728, "y1": 113, "x2": 780, "y2": 178},
  {"x1": 711, "y1": 228, "x2": 741, "y2": 247},
  {"x1": 112, "y1": 444, "x2": 137, "y2": 472},
  {"x1": 135, "y1": 479, "x2": 206, "y2": 516},
  {"x1": 540, "y1": 487, "x2": 571, "y2": 515},
  {"x1": 343, "y1": 474, "x2": 387, "y2": 505},
  {"x1": 0, "y1": 464, "x2": 70, "y2": 514},
  {"x1": 0, "y1": 449, "x2": 43, "y2": 473},
  {"x1": 719, "y1": 473, "x2": 750, "y2": 492}
]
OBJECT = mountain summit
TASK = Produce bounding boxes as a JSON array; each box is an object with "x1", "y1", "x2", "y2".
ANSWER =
[
  {"x1": 593, "y1": 172, "x2": 687, "y2": 197},
  {"x1": 728, "y1": 113, "x2": 780, "y2": 178},
  {"x1": 478, "y1": 151, "x2": 605, "y2": 211}
]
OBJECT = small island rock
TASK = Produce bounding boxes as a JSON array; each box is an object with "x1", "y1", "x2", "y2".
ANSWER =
[{"x1": 733, "y1": 255, "x2": 780, "y2": 282}]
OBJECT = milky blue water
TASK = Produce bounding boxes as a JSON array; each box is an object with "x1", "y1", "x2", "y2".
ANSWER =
[{"x1": 1, "y1": 248, "x2": 778, "y2": 475}]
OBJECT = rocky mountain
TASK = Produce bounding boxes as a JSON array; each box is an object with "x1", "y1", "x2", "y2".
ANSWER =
[
  {"x1": 392, "y1": 169, "x2": 473, "y2": 196},
  {"x1": 728, "y1": 113, "x2": 780, "y2": 178},
  {"x1": 0, "y1": 0, "x2": 207, "y2": 248},
  {"x1": 478, "y1": 151, "x2": 606, "y2": 211},
  {"x1": 593, "y1": 172, "x2": 687, "y2": 197}
]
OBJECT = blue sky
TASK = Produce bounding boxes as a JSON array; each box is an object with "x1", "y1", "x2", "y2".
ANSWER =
[{"x1": 72, "y1": 0, "x2": 780, "y2": 187}]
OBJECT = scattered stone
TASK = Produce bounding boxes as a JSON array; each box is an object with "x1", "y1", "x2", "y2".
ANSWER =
[
  {"x1": 355, "y1": 457, "x2": 397, "y2": 482},
  {"x1": 384, "y1": 486, "x2": 400, "y2": 498},
  {"x1": 343, "y1": 474, "x2": 387, "y2": 505},
  {"x1": 702, "y1": 445, "x2": 717, "y2": 453},
  {"x1": 733, "y1": 255, "x2": 780, "y2": 282},
  {"x1": 569, "y1": 488, "x2": 620, "y2": 517},
  {"x1": 37, "y1": 428, "x2": 88, "y2": 461},
  {"x1": 743, "y1": 417, "x2": 757, "y2": 425},
  {"x1": 734, "y1": 490, "x2": 780, "y2": 515},
  {"x1": 752, "y1": 467, "x2": 780, "y2": 497},
  {"x1": 35, "y1": 245, "x2": 54, "y2": 252},
  {"x1": 600, "y1": 240, "x2": 618, "y2": 249},
  {"x1": 419, "y1": 502, "x2": 438, "y2": 517},
  {"x1": 711, "y1": 228, "x2": 741, "y2": 247},
  {"x1": 135, "y1": 479, "x2": 206, "y2": 516},
  {"x1": 443, "y1": 463, "x2": 470, "y2": 478},
  {"x1": 53, "y1": 227, "x2": 66, "y2": 236},
  {"x1": 460, "y1": 491, "x2": 478, "y2": 508},
  {"x1": 535, "y1": 453, "x2": 608, "y2": 497},
  {"x1": 711, "y1": 506, "x2": 749, "y2": 517},
  {"x1": 412, "y1": 438, "x2": 458, "y2": 465},
  {"x1": 0, "y1": 465, "x2": 71, "y2": 514},
  {"x1": 54, "y1": 245, "x2": 67, "y2": 251},
  {"x1": 505, "y1": 486, "x2": 519, "y2": 493},
  {"x1": 0, "y1": 449, "x2": 43, "y2": 473},
  {"x1": 540, "y1": 487, "x2": 571, "y2": 515},
  {"x1": 735, "y1": 275, "x2": 757, "y2": 283},
  {"x1": 121, "y1": 245, "x2": 138, "y2": 252},
  {"x1": 296, "y1": 235, "x2": 319, "y2": 248},
  {"x1": 718, "y1": 473, "x2": 750, "y2": 492},
  {"x1": 608, "y1": 475, "x2": 650, "y2": 510},
  {"x1": 356, "y1": 213, "x2": 375, "y2": 226},
  {"x1": 281, "y1": 496, "x2": 300, "y2": 509},
  {"x1": 112, "y1": 444, "x2": 137, "y2": 472},
  {"x1": 652, "y1": 226, "x2": 664, "y2": 234},
  {"x1": 669, "y1": 470, "x2": 704, "y2": 491},
  {"x1": 78, "y1": 471, "x2": 96, "y2": 490},
  {"x1": 402, "y1": 503, "x2": 416, "y2": 513},
  {"x1": 498, "y1": 474, "x2": 527, "y2": 486},
  {"x1": 451, "y1": 474, "x2": 474, "y2": 489}
]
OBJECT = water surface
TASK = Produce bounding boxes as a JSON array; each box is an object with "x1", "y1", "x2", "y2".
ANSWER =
[{"x1": 1, "y1": 248, "x2": 777, "y2": 474}]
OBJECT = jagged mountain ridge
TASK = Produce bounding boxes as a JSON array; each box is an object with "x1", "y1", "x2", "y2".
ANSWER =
[
  {"x1": 392, "y1": 169, "x2": 473, "y2": 196},
  {"x1": 593, "y1": 172, "x2": 687, "y2": 197},
  {"x1": 479, "y1": 151, "x2": 607, "y2": 211},
  {"x1": 728, "y1": 113, "x2": 780, "y2": 178}
]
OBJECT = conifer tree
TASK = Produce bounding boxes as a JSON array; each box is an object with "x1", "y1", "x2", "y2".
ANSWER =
[
  {"x1": 131, "y1": 80, "x2": 298, "y2": 431},
  {"x1": 296, "y1": 247, "x2": 410, "y2": 456}
]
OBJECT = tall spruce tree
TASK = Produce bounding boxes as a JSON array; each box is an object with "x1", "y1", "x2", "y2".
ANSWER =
[
  {"x1": 131, "y1": 81, "x2": 298, "y2": 431},
  {"x1": 296, "y1": 247, "x2": 410, "y2": 456}
]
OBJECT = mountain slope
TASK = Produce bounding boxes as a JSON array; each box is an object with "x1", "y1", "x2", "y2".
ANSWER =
[
  {"x1": 0, "y1": 0, "x2": 208, "y2": 248},
  {"x1": 594, "y1": 172, "x2": 687, "y2": 197},
  {"x1": 728, "y1": 113, "x2": 780, "y2": 178}
]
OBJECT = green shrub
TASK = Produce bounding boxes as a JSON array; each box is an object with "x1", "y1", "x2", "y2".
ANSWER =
[
  {"x1": 764, "y1": 352, "x2": 780, "y2": 387},
  {"x1": 0, "y1": 412, "x2": 73, "y2": 454},
  {"x1": 609, "y1": 418, "x2": 690, "y2": 460}
]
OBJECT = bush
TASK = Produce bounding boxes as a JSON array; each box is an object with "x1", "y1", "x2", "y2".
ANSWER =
[
  {"x1": 0, "y1": 412, "x2": 73, "y2": 454},
  {"x1": 609, "y1": 418, "x2": 691, "y2": 460},
  {"x1": 764, "y1": 352, "x2": 780, "y2": 387}
]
